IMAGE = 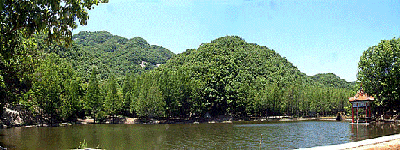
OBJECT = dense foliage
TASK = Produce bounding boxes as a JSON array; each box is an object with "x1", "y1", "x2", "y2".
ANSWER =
[
  {"x1": 124, "y1": 36, "x2": 354, "y2": 118},
  {"x1": 0, "y1": 0, "x2": 107, "y2": 115},
  {"x1": 4, "y1": 13, "x2": 357, "y2": 124},
  {"x1": 16, "y1": 35, "x2": 355, "y2": 124},
  {"x1": 358, "y1": 38, "x2": 400, "y2": 112},
  {"x1": 19, "y1": 32, "x2": 175, "y2": 123},
  {"x1": 26, "y1": 53, "x2": 81, "y2": 124},
  {"x1": 38, "y1": 31, "x2": 175, "y2": 81},
  {"x1": 311, "y1": 73, "x2": 355, "y2": 90}
]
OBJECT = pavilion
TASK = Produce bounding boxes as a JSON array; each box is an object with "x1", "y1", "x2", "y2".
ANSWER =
[{"x1": 349, "y1": 86, "x2": 374, "y2": 123}]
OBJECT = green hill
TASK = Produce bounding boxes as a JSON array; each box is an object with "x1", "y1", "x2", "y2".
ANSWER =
[
  {"x1": 310, "y1": 73, "x2": 355, "y2": 89},
  {"x1": 37, "y1": 31, "x2": 175, "y2": 81},
  {"x1": 21, "y1": 34, "x2": 355, "y2": 121},
  {"x1": 126, "y1": 36, "x2": 353, "y2": 118}
]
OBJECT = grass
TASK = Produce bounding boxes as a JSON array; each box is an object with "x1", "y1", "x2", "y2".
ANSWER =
[
  {"x1": 78, "y1": 139, "x2": 88, "y2": 149},
  {"x1": 75, "y1": 139, "x2": 102, "y2": 150}
]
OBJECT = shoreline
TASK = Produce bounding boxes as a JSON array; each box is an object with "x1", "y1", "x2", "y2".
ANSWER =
[
  {"x1": 2, "y1": 116, "x2": 338, "y2": 128},
  {"x1": 4, "y1": 115, "x2": 399, "y2": 128},
  {"x1": 299, "y1": 133, "x2": 400, "y2": 150}
]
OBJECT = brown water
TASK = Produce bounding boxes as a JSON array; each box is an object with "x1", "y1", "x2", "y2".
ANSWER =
[{"x1": 1, "y1": 121, "x2": 399, "y2": 149}]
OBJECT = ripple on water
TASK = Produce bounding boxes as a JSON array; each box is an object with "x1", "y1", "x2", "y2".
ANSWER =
[{"x1": 1, "y1": 121, "x2": 400, "y2": 149}]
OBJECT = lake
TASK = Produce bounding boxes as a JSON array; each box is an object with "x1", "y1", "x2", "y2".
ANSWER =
[{"x1": 1, "y1": 121, "x2": 400, "y2": 149}]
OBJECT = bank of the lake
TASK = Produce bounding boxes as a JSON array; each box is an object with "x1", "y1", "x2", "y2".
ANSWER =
[{"x1": 1, "y1": 113, "x2": 327, "y2": 128}]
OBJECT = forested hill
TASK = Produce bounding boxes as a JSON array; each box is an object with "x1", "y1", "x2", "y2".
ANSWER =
[
  {"x1": 311, "y1": 73, "x2": 355, "y2": 90},
  {"x1": 18, "y1": 34, "x2": 355, "y2": 123},
  {"x1": 162, "y1": 36, "x2": 307, "y2": 84},
  {"x1": 125, "y1": 36, "x2": 354, "y2": 118},
  {"x1": 161, "y1": 36, "x2": 353, "y2": 89},
  {"x1": 38, "y1": 31, "x2": 175, "y2": 80}
]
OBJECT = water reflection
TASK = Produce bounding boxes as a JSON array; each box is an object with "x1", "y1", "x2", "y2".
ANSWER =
[
  {"x1": 0, "y1": 121, "x2": 399, "y2": 149},
  {"x1": 234, "y1": 121, "x2": 352, "y2": 149},
  {"x1": 351, "y1": 123, "x2": 400, "y2": 141}
]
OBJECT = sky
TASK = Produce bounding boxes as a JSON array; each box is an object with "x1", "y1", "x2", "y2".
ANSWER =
[{"x1": 73, "y1": 0, "x2": 400, "y2": 82}]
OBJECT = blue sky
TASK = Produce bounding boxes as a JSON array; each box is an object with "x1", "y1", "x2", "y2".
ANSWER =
[{"x1": 73, "y1": 0, "x2": 400, "y2": 82}]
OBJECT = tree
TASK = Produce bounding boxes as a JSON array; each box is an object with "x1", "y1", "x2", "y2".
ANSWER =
[
  {"x1": 0, "y1": 0, "x2": 108, "y2": 114},
  {"x1": 105, "y1": 75, "x2": 122, "y2": 123},
  {"x1": 0, "y1": 36, "x2": 38, "y2": 115},
  {"x1": 157, "y1": 68, "x2": 193, "y2": 118},
  {"x1": 132, "y1": 73, "x2": 165, "y2": 118},
  {"x1": 29, "y1": 53, "x2": 75, "y2": 125},
  {"x1": 358, "y1": 38, "x2": 400, "y2": 112},
  {"x1": 85, "y1": 68, "x2": 103, "y2": 123},
  {"x1": 1, "y1": 0, "x2": 108, "y2": 51},
  {"x1": 122, "y1": 73, "x2": 134, "y2": 115},
  {"x1": 62, "y1": 77, "x2": 84, "y2": 121}
]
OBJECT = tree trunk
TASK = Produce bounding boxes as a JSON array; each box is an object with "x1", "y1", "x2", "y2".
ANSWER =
[
  {"x1": 94, "y1": 114, "x2": 96, "y2": 124},
  {"x1": 0, "y1": 103, "x2": 4, "y2": 120}
]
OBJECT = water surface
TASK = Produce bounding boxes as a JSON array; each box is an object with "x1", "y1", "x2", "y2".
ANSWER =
[{"x1": 1, "y1": 121, "x2": 399, "y2": 149}]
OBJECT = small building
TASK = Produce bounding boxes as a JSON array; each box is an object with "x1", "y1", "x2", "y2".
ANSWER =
[{"x1": 349, "y1": 86, "x2": 374, "y2": 123}]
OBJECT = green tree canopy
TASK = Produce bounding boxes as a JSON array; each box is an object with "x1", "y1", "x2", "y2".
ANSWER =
[
  {"x1": 132, "y1": 36, "x2": 296, "y2": 117},
  {"x1": 311, "y1": 73, "x2": 355, "y2": 89},
  {"x1": 29, "y1": 53, "x2": 76, "y2": 124},
  {"x1": 0, "y1": 0, "x2": 107, "y2": 111},
  {"x1": 358, "y1": 38, "x2": 400, "y2": 111},
  {"x1": 1, "y1": 0, "x2": 108, "y2": 52},
  {"x1": 85, "y1": 68, "x2": 103, "y2": 123},
  {"x1": 70, "y1": 31, "x2": 175, "y2": 80},
  {"x1": 105, "y1": 75, "x2": 122, "y2": 121}
]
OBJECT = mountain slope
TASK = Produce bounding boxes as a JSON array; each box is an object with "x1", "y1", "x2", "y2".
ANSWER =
[
  {"x1": 310, "y1": 73, "x2": 355, "y2": 89},
  {"x1": 149, "y1": 36, "x2": 311, "y2": 116},
  {"x1": 40, "y1": 31, "x2": 176, "y2": 80},
  {"x1": 163, "y1": 36, "x2": 306, "y2": 85}
]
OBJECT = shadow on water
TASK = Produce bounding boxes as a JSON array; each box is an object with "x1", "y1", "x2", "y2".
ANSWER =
[
  {"x1": 350, "y1": 123, "x2": 400, "y2": 141},
  {"x1": 0, "y1": 131, "x2": 16, "y2": 149}
]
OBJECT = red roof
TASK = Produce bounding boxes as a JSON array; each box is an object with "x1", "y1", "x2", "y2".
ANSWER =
[{"x1": 349, "y1": 88, "x2": 374, "y2": 102}]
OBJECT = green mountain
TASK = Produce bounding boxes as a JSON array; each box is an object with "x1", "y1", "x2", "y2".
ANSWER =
[
  {"x1": 38, "y1": 31, "x2": 175, "y2": 81},
  {"x1": 163, "y1": 36, "x2": 306, "y2": 86}
]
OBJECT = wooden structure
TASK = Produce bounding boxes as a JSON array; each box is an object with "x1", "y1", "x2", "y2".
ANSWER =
[{"x1": 349, "y1": 86, "x2": 374, "y2": 123}]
